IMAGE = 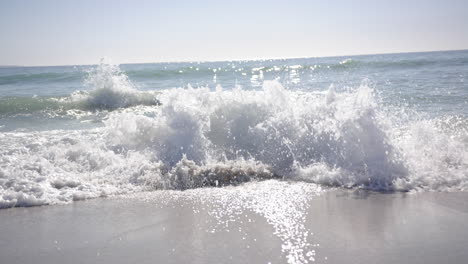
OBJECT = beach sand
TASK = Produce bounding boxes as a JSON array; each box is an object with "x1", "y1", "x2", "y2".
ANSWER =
[{"x1": 1, "y1": 186, "x2": 468, "y2": 264}]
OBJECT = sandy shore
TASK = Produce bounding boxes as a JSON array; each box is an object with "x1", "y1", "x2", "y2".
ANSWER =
[{"x1": 1, "y1": 184, "x2": 468, "y2": 264}]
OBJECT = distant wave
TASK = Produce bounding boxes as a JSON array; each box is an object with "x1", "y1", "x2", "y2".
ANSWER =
[
  {"x1": 307, "y1": 57, "x2": 468, "y2": 71},
  {"x1": 1, "y1": 79, "x2": 467, "y2": 208},
  {"x1": 0, "y1": 72, "x2": 83, "y2": 85}
]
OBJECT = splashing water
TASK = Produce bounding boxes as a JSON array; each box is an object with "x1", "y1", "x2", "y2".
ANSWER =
[{"x1": 1, "y1": 70, "x2": 467, "y2": 208}]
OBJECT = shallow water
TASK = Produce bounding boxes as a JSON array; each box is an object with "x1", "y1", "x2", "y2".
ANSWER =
[{"x1": 2, "y1": 185, "x2": 468, "y2": 264}]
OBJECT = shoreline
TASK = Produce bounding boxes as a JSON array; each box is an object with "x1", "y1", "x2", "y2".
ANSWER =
[{"x1": 1, "y1": 186, "x2": 468, "y2": 263}]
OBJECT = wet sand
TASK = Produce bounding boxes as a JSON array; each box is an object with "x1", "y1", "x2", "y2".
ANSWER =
[{"x1": 1, "y1": 188, "x2": 468, "y2": 264}]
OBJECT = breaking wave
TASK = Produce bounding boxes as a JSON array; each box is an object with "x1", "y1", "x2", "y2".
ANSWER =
[
  {"x1": 0, "y1": 62, "x2": 159, "y2": 116},
  {"x1": 1, "y1": 73, "x2": 467, "y2": 207}
]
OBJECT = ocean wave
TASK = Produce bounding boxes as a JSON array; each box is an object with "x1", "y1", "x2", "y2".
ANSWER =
[
  {"x1": 0, "y1": 62, "x2": 160, "y2": 116},
  {"x1": 1, "y1": 79, "x2": 467, "y2": 208},
  {"x1": 66, "y1": 62, "x2": 160, "y2": 109}
]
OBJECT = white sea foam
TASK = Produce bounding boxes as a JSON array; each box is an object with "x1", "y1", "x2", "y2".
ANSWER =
[{"x1": 1, "y1": 64, "x2": 467, "y2": 208}]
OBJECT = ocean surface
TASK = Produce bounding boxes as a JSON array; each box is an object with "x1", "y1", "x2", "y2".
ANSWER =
[{"x1": 1, "y1": 50, "x2": 467, "y2": 209}]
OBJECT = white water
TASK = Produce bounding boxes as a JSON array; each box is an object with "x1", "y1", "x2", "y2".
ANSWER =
[{"x1": 1, "y1": 63, "x2": 467, "y2": 208}]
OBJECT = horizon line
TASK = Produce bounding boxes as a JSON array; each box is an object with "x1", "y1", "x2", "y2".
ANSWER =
[{"x1": 3, "y1": 48, "x2": 467, "y2": 68}]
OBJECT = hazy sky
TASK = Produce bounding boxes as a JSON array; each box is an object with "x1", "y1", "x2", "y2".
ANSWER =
[{"x1": 1, "y1": 0, "x2": 467, "y2": 66}]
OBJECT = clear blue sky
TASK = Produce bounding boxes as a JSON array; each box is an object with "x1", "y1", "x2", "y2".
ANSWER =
[{"x1": 1, "y1": 0, "x2": 467, "y2": 66}]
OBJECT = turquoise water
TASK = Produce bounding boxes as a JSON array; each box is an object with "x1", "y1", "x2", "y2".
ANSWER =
[{"x1": 0, "y1": 50, "x2": 467, "y2": 208}]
